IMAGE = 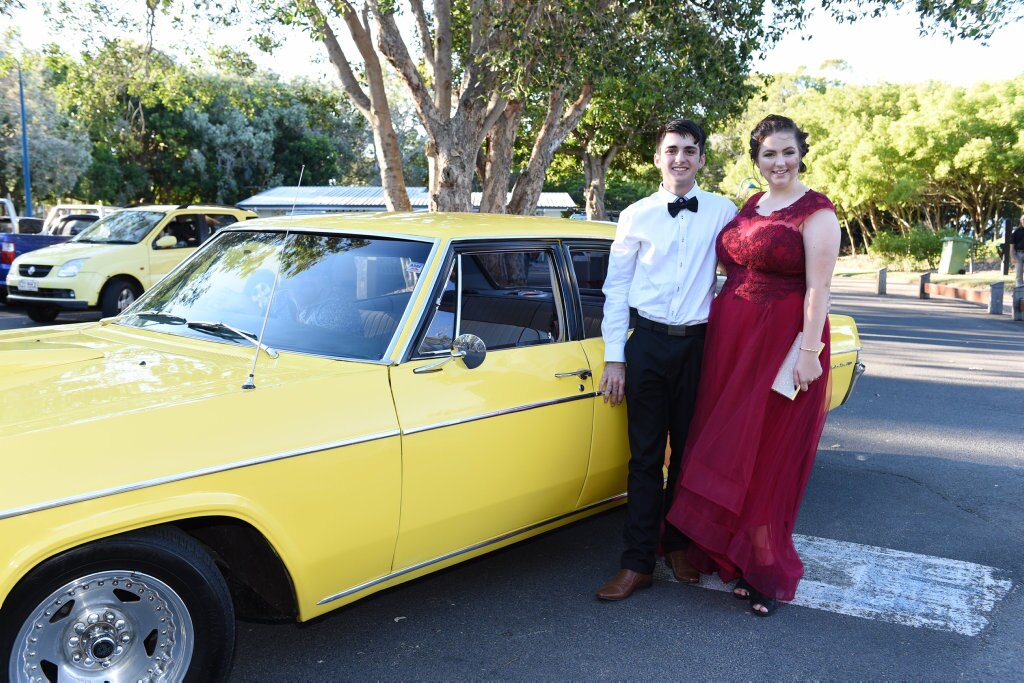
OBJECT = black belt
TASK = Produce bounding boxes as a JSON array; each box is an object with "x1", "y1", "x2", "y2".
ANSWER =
[{"x1": 635, "y1": 317, "x2": 707, "y2": 337}]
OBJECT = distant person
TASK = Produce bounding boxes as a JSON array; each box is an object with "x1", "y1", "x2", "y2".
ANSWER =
[
  {"x1": 665, "y1": 114, "x2": 841, "y2": 617},
  {"x1": 1012, "y1": 215, "x2": 1024, "y2": 287},
  {"x1": 595, "y1": 119, "x2": 737, "y2": 601}
]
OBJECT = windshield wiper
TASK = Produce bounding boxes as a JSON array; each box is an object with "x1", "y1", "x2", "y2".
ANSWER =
[
  {"x1": 186, "y1": 320, "x2": 279, "y2": 358},
  {"x1": 133, "y1": 310, "x2": 187, "y2": 324}
]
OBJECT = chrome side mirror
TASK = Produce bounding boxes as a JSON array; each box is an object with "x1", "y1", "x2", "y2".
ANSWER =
[{"x1": 414, "y1": 334, "x2": 487, "y2": 374}]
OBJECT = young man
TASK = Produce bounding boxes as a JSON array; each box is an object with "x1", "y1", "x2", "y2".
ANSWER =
[{"x1": 596, "y1": 119, "x2": 738, "y2": 600}]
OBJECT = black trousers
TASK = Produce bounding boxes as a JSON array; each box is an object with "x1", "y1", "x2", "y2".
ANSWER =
[{"x1": 620, "y1": 325, "x2": 704, "y2": 574}]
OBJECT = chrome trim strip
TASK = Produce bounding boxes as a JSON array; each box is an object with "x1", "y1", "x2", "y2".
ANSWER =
[
  {"x1": 403, "y1": 391, "x2": 601, "y2": 435},
  {"x1": 318, "y1": 491, "x2": 628, "y2": 605},
  {"x1": 830, "y1": 360, "x2": 855, "y2": 370},
  {"x1": 0, "y1": 430, "x2": 400, "y2": 522}
]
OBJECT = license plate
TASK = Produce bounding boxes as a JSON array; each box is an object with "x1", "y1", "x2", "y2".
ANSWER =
[{"x1": 17, "y1": 278, "x2": 39, "y2": 292}]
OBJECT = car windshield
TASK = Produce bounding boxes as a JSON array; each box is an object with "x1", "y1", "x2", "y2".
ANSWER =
[
  {"x1": 71, "y1": 211, "x2": 164, "y2": 244},
  {"x1": 118, "y1": 230, "x2": 432, "y2": 361}
]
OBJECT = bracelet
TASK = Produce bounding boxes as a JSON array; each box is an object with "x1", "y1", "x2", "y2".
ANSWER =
[{"x1": 799, "y1": 346, "x2": 818, "y2": 353}]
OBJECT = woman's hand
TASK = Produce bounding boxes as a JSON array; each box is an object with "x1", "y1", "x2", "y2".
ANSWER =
[{"x1": 793, "y1": 349, "x2": 823, "y2": 393}]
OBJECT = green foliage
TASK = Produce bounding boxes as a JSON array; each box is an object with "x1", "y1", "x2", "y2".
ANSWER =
[
  {"x1": 867, "y1": 226, "x2": 954, "y2": 269},
  {"x1": 713, "y1": 72, "x2": 1024, "y2": 250},
  {"x1": 7, "y1": 41, "x2": 384, "y2": 207}
]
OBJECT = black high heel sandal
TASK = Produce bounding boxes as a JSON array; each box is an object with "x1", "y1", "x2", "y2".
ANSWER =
[
  {"x1": 749, "y1": 589, "x2": 779, "y2": 617},
  {"x1": 733, "y1": 578, "x2": 753, "y2": 600}
]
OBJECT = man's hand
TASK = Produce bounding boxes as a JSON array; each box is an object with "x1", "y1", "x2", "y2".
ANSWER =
[{"x1": 599, "y1": 361, "x2": 626, "y2": 406}]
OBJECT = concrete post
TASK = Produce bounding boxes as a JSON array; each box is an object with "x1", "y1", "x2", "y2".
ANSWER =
[
  {"x1": 876, "y1": 267, "x2": 887, "y2": 295},
  {"x1": 988, "y1": 282, "x2": 1004, "y2": 315},
  {"x1": 919, "y1": 272, "x2": 930, "y2": 299},
  {"x1": 1013, "y1": 286, "x2": 1024, "y2": 322}
]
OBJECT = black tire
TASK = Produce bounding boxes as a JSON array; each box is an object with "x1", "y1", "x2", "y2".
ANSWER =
[
  {"x1": 25, "y1": 304, "x2": 58, "y2": 323},
  {"x1": 101, "y1": 279, "x2": 142, "y2": 317},
  {"x1": 1, "y1": 527, "x2": 236, "y2": 682}
]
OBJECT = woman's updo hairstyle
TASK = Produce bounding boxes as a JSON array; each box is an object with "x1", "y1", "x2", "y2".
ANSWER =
[{"x1": 749, "y1": 114, "x2": 810, "y2": 173}]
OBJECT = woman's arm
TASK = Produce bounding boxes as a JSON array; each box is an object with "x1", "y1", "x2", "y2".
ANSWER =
[{"x1": 794, "y1": 208, "x2": 841, "y2": 390}]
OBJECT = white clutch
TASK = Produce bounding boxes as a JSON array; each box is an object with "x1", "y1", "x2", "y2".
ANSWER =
[{"x1": 771, "y1": 333, "x2": 823, "y2": 400}]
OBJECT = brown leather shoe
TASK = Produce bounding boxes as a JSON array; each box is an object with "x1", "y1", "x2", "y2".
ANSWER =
[
  {"x1": 595, "y1": 569, "x2": 653, "y2": 600},
  {"x1": 665, "y1": 550, "x2": 700, "y2": 584}
]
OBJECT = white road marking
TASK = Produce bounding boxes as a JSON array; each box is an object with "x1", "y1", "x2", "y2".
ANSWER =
[{"x1": 655, "y1": 534, "x2": 1012, "y2": 636}]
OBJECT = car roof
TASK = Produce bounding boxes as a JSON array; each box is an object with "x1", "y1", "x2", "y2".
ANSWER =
[
  {"x1": 122, "y1": 204, "x2": 254, "y2": 212},
  {"x1": 232, "y1": 211, "x2": 617, "y2": 241}
]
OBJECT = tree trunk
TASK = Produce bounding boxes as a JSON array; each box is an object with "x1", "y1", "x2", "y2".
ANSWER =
[
  {"x1": 508, "y1": 83, "x2": 593, "y2": 216},
  {"x1": 318, "y1": 4, "x2": 411, "y2": 211},
  {"x1": 479, "y1": 101, "x2": 523, "y2": 214},
  {"x1": 429, "y1": 126, "x2": 477, "y2": 212},
  {"x1": 581, "y1": 143, "x2": 621, "y2": 222}
]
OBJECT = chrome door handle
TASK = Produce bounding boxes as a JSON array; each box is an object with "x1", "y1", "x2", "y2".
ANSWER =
[{"x1": 555, "y1": 368, "x2": 591, "y2": 379}]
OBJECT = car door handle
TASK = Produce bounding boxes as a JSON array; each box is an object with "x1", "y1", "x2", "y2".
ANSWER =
[{"x1": 554, "y1": 368, "x2": 591, "y2": 379}]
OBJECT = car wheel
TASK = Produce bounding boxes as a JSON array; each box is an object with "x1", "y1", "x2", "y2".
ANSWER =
[
  {"x1": 25, "y1": 305, "x2": 59, "y2": 323},
  {"x1": 1, "y1": 527, "x2": 236, "y2": 682},
  {"x1": 101, "y1": 279, "x2": 142, "y2": 317}
]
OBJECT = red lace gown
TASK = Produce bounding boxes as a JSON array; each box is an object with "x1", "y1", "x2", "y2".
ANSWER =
[{"x1": 665, "y1": 190, "x2": 835, "y2": 602}]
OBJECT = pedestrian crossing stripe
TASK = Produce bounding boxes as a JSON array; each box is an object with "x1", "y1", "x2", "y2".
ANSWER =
[{"x1": 654, "y1": 534, "x2": 1012, "y2": 636}]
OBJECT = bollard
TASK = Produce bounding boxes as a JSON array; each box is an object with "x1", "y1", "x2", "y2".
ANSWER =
[
  {"x1": 1014, "y1": 286, "x2": 1024, "y2": 322},
  {"x1": 988, "y1": 282, "x2": 1004, "y2": 315},
  {"x1": 876, "y1": 267, "x2": 887, "y2": 295},
  {"x1": 919, "y1": 272, "x2": 930, "y2": 299}
]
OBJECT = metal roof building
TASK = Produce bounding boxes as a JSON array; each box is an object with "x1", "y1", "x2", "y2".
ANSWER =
[{"x1": 238, "y1": 186, "x2": 577, "y2": 218}]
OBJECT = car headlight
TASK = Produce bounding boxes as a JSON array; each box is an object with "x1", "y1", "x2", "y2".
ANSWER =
[{"x1": 58, "y1": 259, "x2": 88, "y2": 277}]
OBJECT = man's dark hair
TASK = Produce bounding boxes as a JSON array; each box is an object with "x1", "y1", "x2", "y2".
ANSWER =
[{"x1": 655, "y1": 119, "x2": 707, "y2": 156}]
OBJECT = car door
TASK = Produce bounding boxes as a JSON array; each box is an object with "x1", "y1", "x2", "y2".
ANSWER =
[
  {"x1": 389, "y1": 241, "x2": 596, "y2": 568},
  {"x1": 148, "y1": 212, "x2": 239, "y2": 287},
  {"x1": 563, "y1": 241, "x2": 631, "y2": 507},
  {"x1": 148, "y1": 214, "x2": 200, "y2": 287}
]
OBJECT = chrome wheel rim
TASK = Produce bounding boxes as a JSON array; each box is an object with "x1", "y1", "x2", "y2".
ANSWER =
[
  {"x1": 9, "y1": 570, "x2": 194, "y2": 682},
  {"x1": 116, "y1": 288, "x2": 137, "y2": 312}
]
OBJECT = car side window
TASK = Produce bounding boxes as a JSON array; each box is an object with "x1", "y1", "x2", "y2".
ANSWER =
[
  {"x1": 416, "y1": 262, "x2": 457, "y2": 356},
  {"x1": 156, "y1": 216, "x2": 200, "y2": 249},
  {"x1": 459, "y1": 249, "x2": 565, "y2": 351},
  {"x1": 204, "y1": 214, "x2": 238, "y2": 235},
  {"x1": 568, "y1": 247, "x2": 610, "y2": 339}
]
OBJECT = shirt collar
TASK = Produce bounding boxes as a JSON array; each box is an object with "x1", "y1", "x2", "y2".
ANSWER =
[{"x1": 658, "y1": 182, "x2": 701, "y2": 202}]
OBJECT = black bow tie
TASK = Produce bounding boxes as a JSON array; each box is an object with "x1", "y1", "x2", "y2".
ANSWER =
[{"x1": 668, "y1": 195, "x2": 699, "y2": 217}]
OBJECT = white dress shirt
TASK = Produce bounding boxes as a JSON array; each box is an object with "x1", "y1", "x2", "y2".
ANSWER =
[{"x1": 602, "y1": 183, "x2": 738, "y2": 362}]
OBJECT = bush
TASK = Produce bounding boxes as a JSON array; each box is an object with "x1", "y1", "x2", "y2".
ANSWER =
[{"x1": 868, "y1": 227, "x2": 955, "y2": 270}]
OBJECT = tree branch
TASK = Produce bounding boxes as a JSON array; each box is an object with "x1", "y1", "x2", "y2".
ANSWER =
[
  {"x1": 408, "y1": 0, "x2": 435, "y2": 80},
  {"x1": 314, "y1": 6, "x2": 370, "y2": 115},
  {"x1": 374, "y1": 5, "x2": 444, "y2": 135}
]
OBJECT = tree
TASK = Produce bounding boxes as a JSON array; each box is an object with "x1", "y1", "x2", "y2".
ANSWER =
[
  {"x1": 36, "y1": 0, "x2": 1024, "y2": 215},
  {"x1": 0, "y1": 52, "x2": 91, "y2": 210}
]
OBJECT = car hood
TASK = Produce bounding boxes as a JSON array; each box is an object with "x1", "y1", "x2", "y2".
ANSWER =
[
  {"x1": 14, "y1": 240, "x2": 132, "y2": 266},
  {"x1": 0, "y1": 324, "x2": 394, "y2": 518}
]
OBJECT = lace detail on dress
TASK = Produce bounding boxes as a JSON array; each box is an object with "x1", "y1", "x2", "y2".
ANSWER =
[
  {"x1": 716, "y1": 190, "x2": 834, "y2": 304},
  {"x1": 721, "y1": 269, "x2": 805, "y2": 304}
]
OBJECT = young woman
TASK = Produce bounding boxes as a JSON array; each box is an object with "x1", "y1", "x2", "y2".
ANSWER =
[{"x1": 665, "y1": 114, "x2": 842, "y2": 616}]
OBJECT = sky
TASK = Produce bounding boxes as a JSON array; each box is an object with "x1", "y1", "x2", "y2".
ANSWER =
[
  {"x1": 755, "y1": 9, "x2": 1024, "y2": 85},
  {"x1": 5, "y1": 5, "x2": 1023, "y2": 87}
]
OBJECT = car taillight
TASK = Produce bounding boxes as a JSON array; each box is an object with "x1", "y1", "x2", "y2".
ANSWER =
[{"x1": 1, "y1": 243, "x2": 14, "y2": 265}]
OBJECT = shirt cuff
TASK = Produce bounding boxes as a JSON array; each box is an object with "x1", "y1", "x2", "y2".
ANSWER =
[{"x1": 604, "y1": 344, "x2": 626, "y2": 363}]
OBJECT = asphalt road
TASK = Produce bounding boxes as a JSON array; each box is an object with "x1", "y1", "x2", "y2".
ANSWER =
[{"x1": 2, "y1": 278, "x2": 1022, "y2": 680}]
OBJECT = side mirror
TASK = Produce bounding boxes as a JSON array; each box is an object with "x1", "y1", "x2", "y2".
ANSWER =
[
  {"x1": 155, "y1": 234, "x2": 177, "y2": 249},
  {"x1": 414, "y1": 334, "x2": 487, "y2": 374},
  {"x1": 452, "y1": 334, "x2": 486, "y2": 369}
]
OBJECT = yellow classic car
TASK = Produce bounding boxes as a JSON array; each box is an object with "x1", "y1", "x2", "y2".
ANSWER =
[{"x1": 0, "y1": 213, "x2": 863, "y2": 681}]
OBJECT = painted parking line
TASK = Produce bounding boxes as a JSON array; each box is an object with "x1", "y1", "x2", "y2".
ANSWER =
[{"x1": 655, "y1": 534, "x2": 1012, "y2": 636}]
